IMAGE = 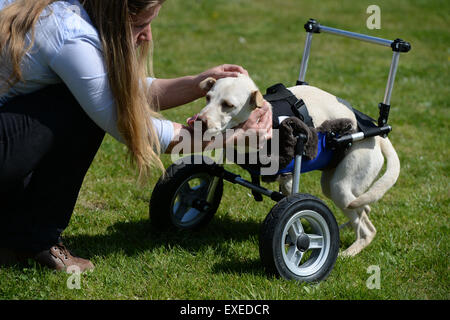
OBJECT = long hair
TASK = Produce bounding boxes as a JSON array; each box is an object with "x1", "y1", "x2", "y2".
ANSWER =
[{"x1": 0, "y1": 0, "x2": 167, "y2": 180}]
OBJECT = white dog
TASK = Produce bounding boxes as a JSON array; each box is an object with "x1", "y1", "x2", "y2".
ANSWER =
[{"x1": 195, "y1": 74, "x2": 400, "y2": 257}]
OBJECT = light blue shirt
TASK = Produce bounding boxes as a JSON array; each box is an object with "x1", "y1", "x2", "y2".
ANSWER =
[{"x1": 0, "y1": 0, "x2": 174, "y2": 152}]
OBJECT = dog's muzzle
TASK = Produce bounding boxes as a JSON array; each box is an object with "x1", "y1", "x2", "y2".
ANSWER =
[{"x1": 187, "y1": 114, "x2": 209, "y2": 134}]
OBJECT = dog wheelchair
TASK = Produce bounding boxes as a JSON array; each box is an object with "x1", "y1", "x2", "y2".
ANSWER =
[{"x1": 149, "y1": 19, "x2": 410, "y2": 282}]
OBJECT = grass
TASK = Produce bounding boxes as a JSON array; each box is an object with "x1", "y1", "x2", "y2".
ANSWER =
[{"x1": 1, "y1": 0, "x2": 449, "y2": 300}]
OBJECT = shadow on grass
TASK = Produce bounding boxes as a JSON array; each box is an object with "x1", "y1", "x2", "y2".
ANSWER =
[
  {"x1": 211, "y1": 258, "x2": 266, "y2": 277},
  {"x1": 64, "y1": 214, "x2": 262, "y2": 259},
  {"x1": 61, "y1": 214, "x2": 267, "y2": 276}
]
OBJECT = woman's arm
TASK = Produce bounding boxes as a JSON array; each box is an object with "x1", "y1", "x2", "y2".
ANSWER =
[
  {"x1": 151, "y1": 64, "x2": 249, "y2": 110},
  {"x1": 150, "y1": 76, "x2": 203, "y2": 110}
]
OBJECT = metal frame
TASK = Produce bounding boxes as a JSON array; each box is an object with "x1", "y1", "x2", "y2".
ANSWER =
[
  {"x1": 204, "y1": 19, "x2": 410, "y2": 201},
  {"x1": 298, "y1": 19, "x2": 410, "y2": 107},
  {"x1": 293, "y1": 19, "x2": 410, "y2": 194}
]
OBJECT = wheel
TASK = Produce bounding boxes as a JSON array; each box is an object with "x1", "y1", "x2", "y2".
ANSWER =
[
  {"x1": 259, "y1": 193, "x2": 339, "y2": 282},
  {"x1": 149, "y1": 155, "x2": 223, "y2": 230}
]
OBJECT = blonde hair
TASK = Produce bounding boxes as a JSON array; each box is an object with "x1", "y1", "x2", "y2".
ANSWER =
[{"x1": 0, "y1": 0, "x2": 166, "y2": 180}]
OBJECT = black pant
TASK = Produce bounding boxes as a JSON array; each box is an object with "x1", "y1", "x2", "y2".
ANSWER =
[{"x1": 0, "y1": 84, "x2": 105, "y2": 253}]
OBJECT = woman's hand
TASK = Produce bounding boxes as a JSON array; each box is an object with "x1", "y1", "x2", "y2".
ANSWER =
[
  {"x1": 226, "y1": 100, "x2": 273, "y2": 149},
  {"x1": 195, "y1": 64, "x2": 249, "y2": 95},
  {"x1": 153, "y1": 64, "x2": 249, "y2": 109}
]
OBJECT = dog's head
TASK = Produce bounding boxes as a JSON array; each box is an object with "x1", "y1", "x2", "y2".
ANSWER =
[{"x1": 195, "y1": 74, "x2": 265, "y2": 135}]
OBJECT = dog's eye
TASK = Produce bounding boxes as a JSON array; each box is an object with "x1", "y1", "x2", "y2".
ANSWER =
[
  {"x1": 221, "y1": 101, "x2": 234, "y2": 109},
  {"x1": 205, "y1": 95, "x2": 211, "y2": 103}
]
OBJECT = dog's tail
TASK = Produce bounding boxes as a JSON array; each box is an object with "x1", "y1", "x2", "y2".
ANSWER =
[{"x1": 348, "y1": 137, "x2": 400, "y2": 209}]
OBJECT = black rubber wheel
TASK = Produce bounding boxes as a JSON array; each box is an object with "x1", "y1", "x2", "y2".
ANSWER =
[
  {"x1": 149, "y1": 155, "x2": 223, "y2": 230},
  {"x1": 259, "y1": 193, "x2": 339, "y2": 282}
]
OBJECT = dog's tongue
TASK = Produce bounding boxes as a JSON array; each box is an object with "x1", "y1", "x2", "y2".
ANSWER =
[{"x1": 187, "y1": 114, "x2": 199, "y2": 128}]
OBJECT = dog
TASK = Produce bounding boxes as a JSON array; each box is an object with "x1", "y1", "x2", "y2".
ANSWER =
[{"x1": 194, "y1": 74, "x2": 400, "y2": 257}]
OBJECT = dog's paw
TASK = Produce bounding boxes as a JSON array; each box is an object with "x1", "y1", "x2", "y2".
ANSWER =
[{"x1": 340, "y1": 239, "x2": 371, "y2": 257}]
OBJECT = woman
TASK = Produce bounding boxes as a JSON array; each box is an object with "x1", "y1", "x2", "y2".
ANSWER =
[{"x1": 0, "y1": 0, "x2": 272, "y2": 271}]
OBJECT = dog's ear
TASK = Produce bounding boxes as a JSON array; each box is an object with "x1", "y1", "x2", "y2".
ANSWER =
[
  {"x1": 199, "y1": 77, "x2": 217, "y2": 92},
  {"x1": 250, "y1": 90, "x2": 264, "y2": 109}
]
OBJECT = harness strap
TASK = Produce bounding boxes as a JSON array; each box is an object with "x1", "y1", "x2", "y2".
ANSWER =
[
  {"x1": 292, "y1": 99, "x2": 314, "y2": 129},
  {"x1": 353, "y1": 108, "x2": 378, "y2": 133},
  {"x1": 335, "y1": 97, "x2": 378, "y2": 134},
  {"x1": 264, "y1": 83, "x2": 314, "y2": 128}
]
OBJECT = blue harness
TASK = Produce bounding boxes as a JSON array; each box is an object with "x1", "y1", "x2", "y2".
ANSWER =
[{"x1": 277, "y1": 132, "x2": 333, "y2": 174}]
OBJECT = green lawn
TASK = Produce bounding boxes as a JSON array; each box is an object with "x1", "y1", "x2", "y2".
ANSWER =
[{"x1": 1, "y1": 0, "x2": 448, "y2": 300}]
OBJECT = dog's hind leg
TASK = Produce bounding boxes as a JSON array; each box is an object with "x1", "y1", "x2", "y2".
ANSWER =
[
  {"x1": 321, "y1": 169, "x2": 351, "y2": 230},
  {"x1": 327, "y1": 183, "x2": 377, "y2": 256},
  {"x1": 320, "y1": 168, "x2": 334, "y2": 199},
  {"x1": 326, "y1": 187, "x2": 374, "y2": 256},
  {"x1": 326, "y1": 139, "x2": 384, "y2": 256},
  {"x1": 339, "y1": 205, "x2": 377, "y2": 257},
  {"x1": 338, "y1": 206, "x2": 372, "y2": 232}
]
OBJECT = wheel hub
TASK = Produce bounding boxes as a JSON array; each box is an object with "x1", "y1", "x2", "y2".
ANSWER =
[
  {"x1": 192, "y1": 199, "x2": 211, "y2": 211},
  {"x1": 296, "y1": 233, "x2": 310, "y2": 252}
]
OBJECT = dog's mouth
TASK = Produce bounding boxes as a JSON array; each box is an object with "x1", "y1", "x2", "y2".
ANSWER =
[
  {"x1": 186, "y1": 114, "x2": 210, "y2": 134},
  {"x1": 186, "y1": 114, "x2": 199, "y2": 128}
]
